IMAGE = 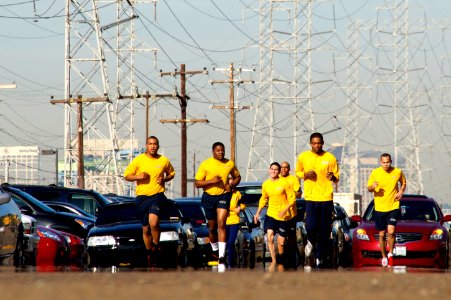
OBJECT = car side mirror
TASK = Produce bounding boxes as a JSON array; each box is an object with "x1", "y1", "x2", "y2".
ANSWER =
[
  {"x1": 442, "y1": 215, "x2": 451, "y2": 222},
  {"x1": 334, "y1": 212, "x2": 346, "y2": 221}
]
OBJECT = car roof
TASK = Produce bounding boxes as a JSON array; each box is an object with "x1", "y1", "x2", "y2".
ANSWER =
[{"x1": 236, "y1": 182, "x2": 263, "y2": 187}]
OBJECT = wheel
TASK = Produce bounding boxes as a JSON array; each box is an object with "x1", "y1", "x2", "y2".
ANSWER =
[{"x1": 13, "y1": 225, "x2": 25, "y2": 268}]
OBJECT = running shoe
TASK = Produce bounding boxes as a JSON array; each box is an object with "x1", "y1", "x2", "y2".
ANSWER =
[
  {"x1": 387, "y1": 253, "x2": 394, "y2": 267},
  {"x1": 381, "y1": 257, "x2": 388, "y2": 267},
  {"x1": 218, "y1": 256, "x2": 226, "y2": 273}
]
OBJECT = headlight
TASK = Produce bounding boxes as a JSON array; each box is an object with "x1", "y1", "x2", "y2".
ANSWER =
[
  {"x1": 87, "y1": 235, "x2": 117, "y2": 247},
  {"x1": 430, "y1": 229, "x2": 444, "y2": 240},
  {"x1": 37, "y1": 228, "x2": 63, "y2": 242},
  {"x1": 355, "y1": 228, "x2": 369, "y2": 241},
  {"x1": 75, "y1": 218, "x2": 93, "y2": 230},
  {"x1": 196, "y1": 237, "x2": 210, "y2": 245},
  {"x1": 160, "y1": 231, "x2": 179, "y2": 242}
]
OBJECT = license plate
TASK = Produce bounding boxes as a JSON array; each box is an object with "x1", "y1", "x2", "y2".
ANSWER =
[{"x1": 393, "y1": 246, "x2": 406, "y2": 256}]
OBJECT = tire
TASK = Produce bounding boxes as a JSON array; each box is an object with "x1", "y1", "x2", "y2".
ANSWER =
[{"x1": 13, "y1": 225, "x2": 25, "y2": 268}]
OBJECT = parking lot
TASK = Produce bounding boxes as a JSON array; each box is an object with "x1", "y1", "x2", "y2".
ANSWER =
[{"x1": 1, "y1": 266, "x2": 450, "y2": 299}]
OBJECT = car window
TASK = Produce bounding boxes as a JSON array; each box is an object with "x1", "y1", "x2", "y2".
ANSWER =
[
  {"x1": 9, "y1": 193, "x2": 35, "y2": 213},
  {"x1": 176, "y1": 202, "x2": 206, "y2": 226},
  {"x1": 236, "y1": 186, "x2": 262, "y2": 206},
  {"x1": 68, "y1": 193, "x2": 99, "y2": 216}
]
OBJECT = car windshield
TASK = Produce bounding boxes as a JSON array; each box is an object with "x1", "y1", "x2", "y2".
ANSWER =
[
  {"x1": 176, "y1": 202, "x2": 206, "y2": 226},
  {"x1": 96, "y1": 201, "x2": 181, "y2": 225},
  {"x1": 236, "y1": 185, "x2": 262, "y2": 206},
  {"x1": 364, "y1": 200, "x2": 440, "y2": 222}
]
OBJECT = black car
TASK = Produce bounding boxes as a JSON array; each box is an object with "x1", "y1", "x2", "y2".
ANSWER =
[
  {"x1": 174, "y1": 197, "x2": 209, "y2": 268},
  {"x1": 0, "y1": 186, "x2": 24, "y2": 266},
  {"x1": 5, "y1": 184, "x2": 114, "y2": 216},
  {"x1": 174, "y1": 197, "x2": 265, "y2": 269},
  {"x1": 2, "y1": 185, "x2": 95, "y2": 239},
  {"x1": 84, "y1": 200, "x2": 196, "y2": 269}
]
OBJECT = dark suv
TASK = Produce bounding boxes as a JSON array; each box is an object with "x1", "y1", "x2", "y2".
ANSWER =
[{"x1": 3, "y1": 184, "x2": 114, "y2": 216}]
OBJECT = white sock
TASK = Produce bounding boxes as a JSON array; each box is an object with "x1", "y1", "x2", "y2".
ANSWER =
[
  {"x1": 218, "y1": 242, "x2": 226, "y2": 258},
  {"x1": 210, "y1": 242, "x2": 218, "y2": 251}
]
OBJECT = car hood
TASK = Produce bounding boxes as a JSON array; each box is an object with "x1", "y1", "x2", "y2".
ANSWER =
[
  {"x1": 358, "y1": 220, "x2": 445, "y2": 233},
  {"x1": 88, "y1": 220, "x2": 181, "y2": 237}
]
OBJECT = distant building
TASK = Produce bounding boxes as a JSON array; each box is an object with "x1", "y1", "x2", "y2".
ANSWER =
[{"x1": 0, "y1": 146, "x2": 58, "y2": 185}]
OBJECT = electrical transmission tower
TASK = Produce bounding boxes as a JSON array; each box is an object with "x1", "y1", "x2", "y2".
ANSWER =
[
  {"x1": 246, "y1": 0, "x2": 314, "y2": 181},
  {"x1": 376, "y1": 0, "x2": 423, "y2": 194},
  {"x1": 62, "y1": 0, "x2": 157, "y2": 194}
]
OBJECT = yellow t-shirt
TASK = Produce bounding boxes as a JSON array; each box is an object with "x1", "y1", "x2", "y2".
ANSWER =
[
  {"x1": 367, "y1": 167, "x2": 406, "y2": 212},
  {"x1": 123, "y1": 153, "x2": 175, "y2": 196},
  {"x1": 295, "y1": 150, "x2": 339, "y2": 201},
  {"x1": 226, "y1": 190, "x2": 246, "y2": 225},
  {"x1": 281, "y1": 174, "x2": 300, "y2": 219},
  {"x1": 259, "y1": 177, "x2": 295, "y2": 221},
  {"x1": 195, "y1": 157, "x2": 240, "y2": 196}
]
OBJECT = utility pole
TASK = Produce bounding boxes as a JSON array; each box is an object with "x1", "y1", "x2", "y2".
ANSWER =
[
  {"x1": 209, "y1": 63, "x2": 254, "y2": 163},
  {"x1": 118, "y1": 90, "x2": 175, "y2": 142},
  {"x1": 159, "y1": 64, "x2": 208, "y2": 197},
  {"x1": 50, "y1": 95, "x2": 109, "y2": 189}
]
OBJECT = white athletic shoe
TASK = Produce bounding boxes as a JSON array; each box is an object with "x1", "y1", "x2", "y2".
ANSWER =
[
  {"x1": 381, "y1": 257, "x2": 388, "y2": 267},
  {"x1": 305, "y1": 241, "x2": 313, "y2": 257}
]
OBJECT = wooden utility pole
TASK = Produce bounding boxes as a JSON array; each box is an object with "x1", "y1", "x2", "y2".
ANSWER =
[
  {"x1": 210, "y1": 63, "x2": 254, "y2": 162},
  {"x1": 160, "y1": 64, "x2": 208, "y2": 197},
  {"x1": 117, "y1": 91, "x2": 175, "y2": 142},
  {"x1": 50, "y1": 95, "x2": 109, "y2": 189}
]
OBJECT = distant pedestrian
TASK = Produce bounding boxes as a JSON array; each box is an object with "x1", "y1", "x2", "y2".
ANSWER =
[
  {"x1": 367, "y1": 153, "x2": 406, "y2": 267},
  {"x1": 254, "y1": 162, "x2": 296, "y2": 272},
  {"x1": 295, "y1": 132, "x2": 339, "y2": 268},
  {"x1": 123, "y1": 136, "x2": 175, "y2": 267},
  {"x1": 195, "y1": 142, "x2": 241, "y2": 272},
  {"x1": 225, "y1": 177, "x2": 245, "y2": 268}
]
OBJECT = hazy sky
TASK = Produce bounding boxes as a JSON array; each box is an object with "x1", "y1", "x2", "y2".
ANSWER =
[{"x1": 0, "y1": 0, "x2": 450, "y2": 202}]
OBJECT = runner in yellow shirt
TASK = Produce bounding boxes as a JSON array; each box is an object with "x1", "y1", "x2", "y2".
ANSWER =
[
  {"x1": 225, "y1": 177, "x2": 245, "y2": 268},
  {"x1": 123, "y1": 136, "x2": 175, "y2": 267},
  {"x1": 367, "y1": 153, "x2": 406, "y2": 267},
  {"x1": 295, "y1": 132, "x2": 339, "y2": 268},
  {"x1": 195, "y1": 142, "x2": 241, "y2": 272},
  {"x1": 254, "y1": 162, "x2": 296, "y2": 272}
]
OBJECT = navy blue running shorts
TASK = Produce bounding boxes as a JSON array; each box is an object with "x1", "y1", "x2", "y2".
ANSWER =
[
  {"x1": 201, "y1": 192, "x2": 231, "y2": 220},
  {"x1": 135, "y1": 192, "x2": 168, "y2": 226},
  {"x1": 375, "y1": 209, "x2": 400, "y2": 231}
]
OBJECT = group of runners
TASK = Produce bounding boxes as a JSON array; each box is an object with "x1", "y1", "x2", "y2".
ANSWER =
[{"x1": 123, "y1": 132, "x2": 406, "y2": 270}]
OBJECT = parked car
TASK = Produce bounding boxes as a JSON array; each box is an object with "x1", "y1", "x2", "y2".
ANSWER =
[
  {"x1": 0, "y1": 186, "x2": 24, "y2": 267},
  {"x1": 2, "y1": 185, "x2": 95, "y2": 239},
  {"x1": 21, "y1": 214, "x2": 39, "y2": 266},
  {"x1": 331, "y1": 202, "x2": 356, "y2": 268},
  {"x1": 174, "y1": 197, "x2": 209, "y2": 268},
  {"x1": 352, "y1": 194, "x2": 451, "y2": 269},
  {"x1": 36, "y1": 225, "x2": 70, "y2": 266},
  {"x1": 84, "y1": 200, "x2": 196, "y2": 269},
  {"x1": 42, "y1": 201, "x2": 96, "y2": 220},
  {"x1": 5, "y1": 184, "x2": 115, "y2": 216}
]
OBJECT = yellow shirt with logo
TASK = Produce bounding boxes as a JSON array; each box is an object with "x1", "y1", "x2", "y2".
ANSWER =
[
  {"x1": 259, "y1": 177, "x2": 295, "y2": 221},
  {"x1": 226, "y1": 190, "x2": 246, "y2": 225},
  {"x1": 123, "y1": 153, "x2": 175, "y2": 196},
  {"x1": 367, "y1": 167, "x2": 406, "y2": 212},
  {"x1": 195, "y1": 157, "x2": 240, "y2": 196},
  {"x1": 295, "y1": 150, "x2": 339, "y2": 201}
]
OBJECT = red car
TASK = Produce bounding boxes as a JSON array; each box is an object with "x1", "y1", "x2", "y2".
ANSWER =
[
  {"x1": 352, "y1": 194, "x2": 451, "y2": 269},
  {"x1": 36, "y1": 226, "x2": 85, "y2": 267}
]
